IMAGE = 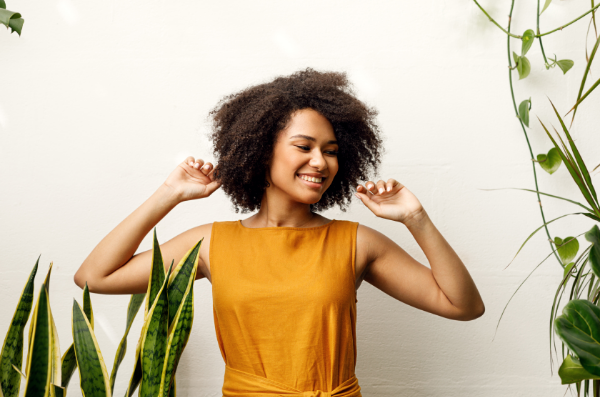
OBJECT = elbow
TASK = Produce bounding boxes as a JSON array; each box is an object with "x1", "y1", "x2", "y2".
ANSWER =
[
  {"x1": 73, "y1": 270, "x2": 85, "y2": 290},
  {"x1": 459, "y1": 301, "x2": 485, "y2": 321}
]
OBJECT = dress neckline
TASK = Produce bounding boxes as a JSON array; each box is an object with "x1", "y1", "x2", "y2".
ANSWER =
[{"x1": 237, "y1": 219, "x2": 336, "y2": 231}]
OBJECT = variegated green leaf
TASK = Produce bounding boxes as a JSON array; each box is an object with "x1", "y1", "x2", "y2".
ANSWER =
[
  {"x1": 46, "y1": 275, "x2": 61, "y2": 393},
  {"x1": 72, "y1": 300, "x2": 111, "y2": 397},
  {"x1": 124, "y1": 353, "x2": 142, "y2": 397},
  {"x1": 140, "y1": 264, "x2": 172, "y2": 397},
  {"x1": 109, "y1": 293, "x2": 145, "y2": 393},
  {"x1": 83, "y1": 283, "x2": 94, "y2": 329},
  {"x1": 159, "y1": 283, "x2": 194, "y2": 396},
  {"x1": 60, "y1": 283, "x2": 95, "y2": 395},
  {"x1": 146, "y1": 228, "x2": 166, "y2": 317},
  {"x1": 60, "y1": 346, "x2": 76, "y2": 390},
  {"x1": 24, "y1": 284, "x2": 52, "y2": 397},
  {"x1": 0, "y1": 257, "x2": 38, "y2": 397},
  {"x1": 167, "y1": 239, "x2": 202, "y2": 326}
]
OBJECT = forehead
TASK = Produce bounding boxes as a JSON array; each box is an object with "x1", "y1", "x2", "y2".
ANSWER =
[{"x1": 279, "y1": 108, "x2": 336, "y2": 142}]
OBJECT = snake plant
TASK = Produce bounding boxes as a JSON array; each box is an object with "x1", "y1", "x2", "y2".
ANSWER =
[{"x1": 0, "y1": 228, "x2": 202, "y2": 397}]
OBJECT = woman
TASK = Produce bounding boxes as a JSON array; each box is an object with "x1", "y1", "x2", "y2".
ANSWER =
[{"x1": 74, "y1": 68, "x2": 484, "y2": 396}]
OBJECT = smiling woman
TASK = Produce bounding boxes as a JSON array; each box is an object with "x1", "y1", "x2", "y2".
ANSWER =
[{"x1": 73, "y1": 67, "x2": 484, "y2": 397}]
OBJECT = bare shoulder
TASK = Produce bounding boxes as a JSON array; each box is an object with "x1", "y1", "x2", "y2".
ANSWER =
[{"x1": 355, "y1": 223, "x2": 402, "y2": 288}]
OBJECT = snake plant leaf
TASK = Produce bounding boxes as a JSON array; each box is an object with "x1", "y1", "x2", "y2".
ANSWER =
[
  {"x1": 124, "y1": 353, "x2": 142, "y2": 397},
  {"x1": 72, "y1": 300, "x2": 111, "y2": 397},
  {"x1": 60, "y1": 283, "x2": 96, "y2": 395},
  {"x1": 516, "y1": 55, "x2": 531, "y2": 80},
  {"x1": 169, "y1": 379, "x2": 175, "y2": 397},
  {"x1": 586, "y1": 225, "x2": 600, "y2": 278},
  {"x1": 559, "y1": 354, "x2": 600, "y2": 384},
  {"x1": 541, "y1": 0, "x2": 552, "y2": 14},
  {"x1": 518, "y1": 98, "x2": 531, "y2": 127},
  {"x1": 109, "y1": 293, "x2": 145, "y2": 394},
  {"x1": 537, "y1": 147, "x2": 562, "y2": 174},
  {"x1": 555, "y1": 299, "x2": 600, "y2": 376},
  {"x1": 41, "y1": 263, "x2": 62, "y2": 392},
  {"x1": 146, "y1": 228, "x2": 166, "y2": 317},
  {"x1": 167, "y1": 239, "x2": 202, "y2": 326},
  {"x1": 159, "y1": 277, "x2": 195, "y2": 397},
  {"x1": 140, "y1": 263, "x2": 172, "y2": 397},
  {"x1": 83, "y1": 283, "x2": 94, "y2": 329},
  {"x1": 0, "y1": 256, "x2": 38, "y2": 397},
  {"x1": 557, "y1": 60, "x2": 574, "y2": 74},
  {"x1": 60, "y1": 346, "x2": 76, "y2": 390},
  {"x1": 23, "y1": 284, "x2": 52, "y2": 397},
  {"x1": 554, "y1": 237, "x2": 580, "y2": 266},
  {"x1": 521, "y1": 29, "x2": 535, "y2": 56}
]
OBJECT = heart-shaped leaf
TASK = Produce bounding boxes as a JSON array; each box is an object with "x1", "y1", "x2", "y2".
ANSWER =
[
  {"x1": 557, "y1": 59, "x2": 574, "y2": 74},
  {"x1": 516, "y1": 55, "x2": 531, "y2": 80},
  {"x1": 585, "y1": 225, "x2": 600, "y2": 278},
  {"x1": 554, "y1": 236, "x2": 579, "y2": 266},
  {"x1": 555, "y1": 299, "x2": 600, "y2": 377},
  {"x1": 541, "y1": 0, "x2": 552, "y2": 14},
  {"x1": 536, "y1": 147, "x2": 562, "y2": 174},
  {"x1": 521, "y1": 30, "x2": 535, "y2": 55},
  {"x1": 558, "y1": 354, "x2": 600, "y2": 384},
  {"x1": 518, "y1": 98, "x2": 531, "y2": 127}
]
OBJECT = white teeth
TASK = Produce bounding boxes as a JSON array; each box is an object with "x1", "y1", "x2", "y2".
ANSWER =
[{"x1": 299, "y1": 175, "x2": 322, "y2": 183}]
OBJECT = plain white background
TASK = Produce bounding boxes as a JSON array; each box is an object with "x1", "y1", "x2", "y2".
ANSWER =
[{"x1": 1, "y1": 0, "x2": 599, "y2": 395}]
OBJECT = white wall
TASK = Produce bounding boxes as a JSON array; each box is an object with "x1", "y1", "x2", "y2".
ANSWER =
[{"x1": 1, "y1": 0, "x2": 599, "y2": 395}]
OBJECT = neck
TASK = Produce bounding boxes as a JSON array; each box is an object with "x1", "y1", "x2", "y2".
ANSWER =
[{"x1": 249, "y1": 187, "x2": 316, "y2": 228}]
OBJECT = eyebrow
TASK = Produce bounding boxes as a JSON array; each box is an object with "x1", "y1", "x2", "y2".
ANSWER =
[{"x1": 289, "y1": 134, "x2": 338, "y2": 144}]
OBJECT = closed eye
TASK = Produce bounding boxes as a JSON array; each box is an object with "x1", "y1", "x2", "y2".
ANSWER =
[{"x1": 295, "y1": 146, "x2": 338, "y2": 155}]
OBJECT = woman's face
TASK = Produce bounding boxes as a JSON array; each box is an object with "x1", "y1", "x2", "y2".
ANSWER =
[{"x1": 266, "y1": 108, "x2": 339, "y2": 205}]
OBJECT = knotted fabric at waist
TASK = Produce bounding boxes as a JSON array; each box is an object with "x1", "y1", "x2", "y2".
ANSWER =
[{"x1": 222, "y1": 365, "x2": 362, "y2": 397}]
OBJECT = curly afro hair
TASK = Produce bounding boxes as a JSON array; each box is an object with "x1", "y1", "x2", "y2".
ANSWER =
[{"x1": 208, "y1": 67, "x2": 384, "y2": 214}]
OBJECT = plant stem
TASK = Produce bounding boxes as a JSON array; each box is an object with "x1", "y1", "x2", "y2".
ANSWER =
[
  {"x1": 506, "y1": 1, "x2": 563, "y2": 267},
  {"x1": 473, "y1": 0, "x2": 522, "y2": 38},
  {"x1": 474, "y1": 0, "x2": 600, "y2": 39},
  {"x1": 537, "y1": 3, "x2": 600, "y2": 37},
  {"x1": 537, "y1": 0, "x2": 549, "y2": 66}
]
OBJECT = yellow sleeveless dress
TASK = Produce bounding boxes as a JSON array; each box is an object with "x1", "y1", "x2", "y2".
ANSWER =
[{"x1": 210, "y1": 219, "x2": 362, "y2": 397}]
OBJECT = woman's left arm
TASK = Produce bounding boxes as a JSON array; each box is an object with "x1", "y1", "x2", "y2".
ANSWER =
[{"x1": 355, "y1": 178, "x2": 485, "y2": 321}]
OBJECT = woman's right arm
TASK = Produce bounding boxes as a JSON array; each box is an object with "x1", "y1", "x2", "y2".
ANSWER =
[{"x1": 73, "y1": 156, "x2": 221, "y2": 295}]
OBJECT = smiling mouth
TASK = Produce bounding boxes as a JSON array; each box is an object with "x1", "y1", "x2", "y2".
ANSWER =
[{"x1": 297, "y1": 174, "x2": 325, "y2": 186}]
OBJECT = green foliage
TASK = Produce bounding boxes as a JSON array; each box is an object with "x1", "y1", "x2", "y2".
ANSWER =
[
  {"x1": 513, "y1": 52, "x2": 531, "y2": 80},
  {"x1": 0, "y1": 257, "x2": 38, "y2": 397},
  {"x1": 0, "y1": 1, "x2": 23, "y2": 36},
  {"x1": 558, "y1": 355, "x2": 600, "y2": 384},
  {"x1": 521, "y1": 29, "x2": 535, "y2": 56},
  {"x1": 554, "y1": 236, "x2": 580, "y2": 267},
  {"x1": 536, "y1": 147, "x2": 562, "y2": 174},
  {"x1": 518, "y1": 98, "x2": 531, "y2": 127},
  {"x1": 541, "y1": 0, "x2": 552, "y2": 14},
  {"x1": 0, "y1": 230, "x2": 202, "y2": 397},
  {"x1": 555, "y1": 300, "x2": 600, "y2": 377}
]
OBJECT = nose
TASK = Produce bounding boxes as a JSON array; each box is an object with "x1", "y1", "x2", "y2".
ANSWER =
[{"x1": 309, "y1": 149, "x2": 327, "y2": 170}]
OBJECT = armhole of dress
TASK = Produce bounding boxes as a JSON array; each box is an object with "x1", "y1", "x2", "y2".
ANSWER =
[
  {"x1": 209, "y1": 221, "x2": 218, "y2": 285},
  {"x1": 351, "y1": 221, "x2": 359, "y2": 303}
]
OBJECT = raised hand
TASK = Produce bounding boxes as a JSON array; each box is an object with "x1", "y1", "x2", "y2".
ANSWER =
[
  {"x1": 355, "y1": 178, "x2": 425, "y2": 225},
  {"x1": 163, "y1": 156, "x2": 222, "y2": 202}
]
